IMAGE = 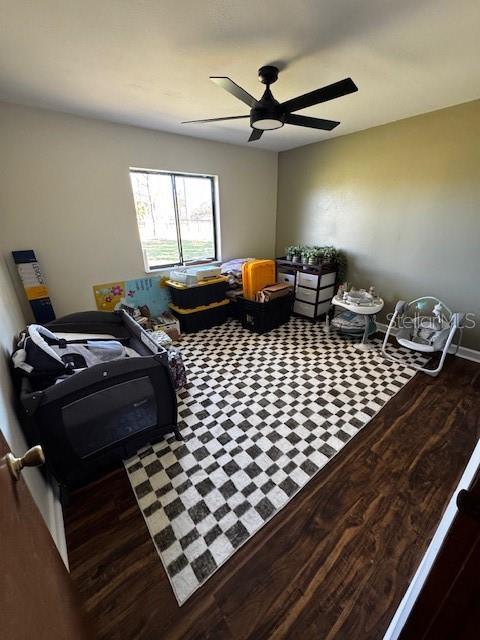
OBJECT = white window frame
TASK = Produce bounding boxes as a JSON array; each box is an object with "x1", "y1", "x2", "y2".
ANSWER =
[{"x1": 129, "y1": 168, "x2": 220, "y2": 272}]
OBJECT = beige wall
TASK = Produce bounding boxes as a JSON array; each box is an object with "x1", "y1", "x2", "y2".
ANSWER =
[
  {"x1": 0, "y1": 258, "x2": 64, "y2": 550},
  {"x1": 0, "y1": 101, "x2": 275, "y2": 561},
  {"x1": 2, "y1": 100, "x2": 479, "y2": 349},
  {"x1": 0, "y1": 103, "x2": 277, "y2": 317},
  {"x1": 276, "y1": 100, "x2": 480, "y2": 349}
]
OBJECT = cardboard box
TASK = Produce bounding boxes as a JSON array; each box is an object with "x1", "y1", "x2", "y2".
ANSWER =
[
  {"x1": 153, "y1": 311, "x2": 181, "y2": 341},
  {"x1": 255, "y1": 283, "x2": 293, "y2": 303}
]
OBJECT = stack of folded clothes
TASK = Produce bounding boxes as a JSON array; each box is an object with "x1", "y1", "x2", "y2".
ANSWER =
[{"x1": 221, "y1": 258, "x2": 251, "y2": 290}]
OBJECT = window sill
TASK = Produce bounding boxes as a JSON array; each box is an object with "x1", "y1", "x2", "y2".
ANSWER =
[{"x1": 145, "y1": 259, "x2": 221, "y2": 275}]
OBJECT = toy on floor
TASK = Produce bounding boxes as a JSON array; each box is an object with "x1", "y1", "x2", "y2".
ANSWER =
[{"x1": 381, "y1": 296, "x2": 464, "y2": 377}]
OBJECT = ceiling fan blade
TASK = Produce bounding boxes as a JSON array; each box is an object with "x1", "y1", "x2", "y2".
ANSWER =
[
  {"x1": 281, "y1": 77, "x2": 358, "y2": 113},
  {"x1": 210, "y1": 77, "x2": 257, "y2": 108},
  {"x1": 182, "y1": 115, "x2": 249, "y2": 124},
  {"x1": 248, "y1": 129, "x2": 263, "y2": 142},
  {"x1": 284, "y1": 114, "x2": 340, "y2": 131}
]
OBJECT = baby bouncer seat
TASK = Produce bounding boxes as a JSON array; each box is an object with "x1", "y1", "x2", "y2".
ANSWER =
[{"x1": 381, "y1": 297, "x2": 464, "y2": 377}]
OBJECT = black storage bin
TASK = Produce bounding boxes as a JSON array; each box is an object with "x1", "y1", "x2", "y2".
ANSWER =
[
  {"x1": 167, "y1": 278, "x2": 229, "y2": 309},
  {"x1": 170, "y1": 300, "x2": 230, "y2": 333},
  {"x1": 239, "y1": 294, "x2": 294, "y2": 333},
  {"x1": 227, "y1": 295, "x2": 242, "y2": 320}
]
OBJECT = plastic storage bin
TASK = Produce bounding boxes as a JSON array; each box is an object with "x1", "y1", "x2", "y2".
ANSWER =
[
  {"x1": 169, "y1": 300, "x2": 230, "y2": 333},
  {"x1": 242, "y1": 259, "x2": 276, "y2": 300},
  {"x1": 239, "y1": 294, "x2": 294, "y2": 334},
  {"x1": 169, "y1": 265, "x2": 222, "y2": 285},
  {"x1": 166, "y1": 276, "x2": 229, "y2": 309}
]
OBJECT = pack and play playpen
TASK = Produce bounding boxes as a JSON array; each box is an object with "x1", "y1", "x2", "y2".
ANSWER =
[{"x1": 12, "y1": 310, "x2": 178, "y2": 494}]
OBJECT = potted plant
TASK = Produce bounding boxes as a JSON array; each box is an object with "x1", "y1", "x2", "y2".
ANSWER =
[
  {"x1": 312, "y1": 246, "x2": 326, "y2": 265},
  {"x1": 335, "y1": 250, "x2": 347, "y2": 282},
  {"x1": 285, "y1": 245, "x2": 300, "y2": 262},
  {"x1": 304, "y1": 248, "x2": 318, "y2": 265},
  {"x1": 318, "y1": 245, "x2": 335, "y2": 264},
  {"x1": 289, "y1": 246, "x2": 303, "y2": 263},
  {"x1": 300, "y1": 246, "x2": 311, "y2": 264},
  {"x1": 316, "y1": 246, "x2": 348, "y2": 281}
]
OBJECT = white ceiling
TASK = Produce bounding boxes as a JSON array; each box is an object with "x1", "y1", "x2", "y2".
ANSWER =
[{"x1": 1, "y1": 0, "x2": 479, "y2": 152}]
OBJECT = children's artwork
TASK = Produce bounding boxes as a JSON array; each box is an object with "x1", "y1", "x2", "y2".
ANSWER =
[
  {"x1": 93, "y1": 281, "x2": 125, "y2": 311},
  {"x1": 93, "y1": 276, "x2": 171, "y2": 316}
]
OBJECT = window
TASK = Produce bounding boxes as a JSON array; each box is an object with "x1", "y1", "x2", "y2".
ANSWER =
[{"x1": 130, "y1": 169, "x2": 218, "y2": 270}]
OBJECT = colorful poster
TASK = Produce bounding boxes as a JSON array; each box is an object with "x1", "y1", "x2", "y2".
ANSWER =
[
  {"x1": 93, "y1": 276, "x2": 171, "y2": 316},
  {"x1": 93, "y1": 281, "x2": 126, "y2": 311}
]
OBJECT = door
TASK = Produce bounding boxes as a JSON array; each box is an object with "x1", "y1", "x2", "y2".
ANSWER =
[
  {"x1": 0, "y1": 428, "x2": 89, "y2": 640},
  {"x1": 399, "y1": 467, "x2": 480, "y2": 640}
]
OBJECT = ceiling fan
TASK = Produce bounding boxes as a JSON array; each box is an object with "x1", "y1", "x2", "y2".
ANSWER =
[{"x1": 182, "y1": 65, "x2": 358, "y2": 142}]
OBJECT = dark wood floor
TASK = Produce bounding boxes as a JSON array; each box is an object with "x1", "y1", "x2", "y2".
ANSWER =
[{"x1": 64, "y1": 354, "x2": 480, "y2": 640}]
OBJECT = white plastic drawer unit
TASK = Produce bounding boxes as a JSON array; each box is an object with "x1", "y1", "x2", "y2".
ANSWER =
[
  {"x1": 297, "y1": 271, "x2": 319, "y2": 289},
  {"x1": 294, "y1": 300, "x2": 316, "y2": 318},
  {"x1": 319, "y1": 271, "x2": 336, "y2": 288},
  {"x1": 296, "y1": 286, "x2": 317, "y2": 304},
  {"x1": 277, "y1": 271, "x2": 295, "y2": 286},
  {"x1": 316, "y1": 300, "x2": 331, "y2": 316},
  {"x1": 318, "y1": 285, "x2": 335, "y2": 302},
  {"x1": 294, "y1": 299, "x2": 331, "y2": 318}
]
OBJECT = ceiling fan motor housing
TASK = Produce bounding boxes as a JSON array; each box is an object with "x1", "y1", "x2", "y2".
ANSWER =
[
  {"x1": 257, "y1": 65, "x2": 279, "y2": 85},
  {"x1": 250, "y1": 78, "x2": 284, "y2": 130}
]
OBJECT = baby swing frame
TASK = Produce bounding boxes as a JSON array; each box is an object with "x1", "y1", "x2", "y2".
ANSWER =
[{"x1": 381, "y1": 297, "x2": 464, "y2": 377}]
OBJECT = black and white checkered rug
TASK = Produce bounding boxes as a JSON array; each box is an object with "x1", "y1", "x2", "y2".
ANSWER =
[{"x1": 125, "y1": 318, "x2": 425, "y2": 604}]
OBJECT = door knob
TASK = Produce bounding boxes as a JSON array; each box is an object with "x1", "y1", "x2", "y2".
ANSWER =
[
  {"x1": 457, "y1": 489, "x2": 480, "y2": 523},
  {"x1": 4, "y1": 445, "x2": 45, "y2": 480}
]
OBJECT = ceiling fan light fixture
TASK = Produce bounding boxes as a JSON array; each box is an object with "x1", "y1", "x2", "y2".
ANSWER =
[{"x1": 251, "y1": 117, "x2": 284, "y2": 131}]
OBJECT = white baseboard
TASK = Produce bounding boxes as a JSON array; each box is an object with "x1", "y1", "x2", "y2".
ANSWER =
[
  {"x1": 454, "y1": 345, "x2": 480, "y2": 363},
  {"x1": 375, "y1": 321, "x2": 396, "y2": 335},
  {"x1": 376, "y1": 322, "x2": 480, "y2": 363},
  {"x1": 47, "y1": 479, "x2": 69, "y2": 570}
]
